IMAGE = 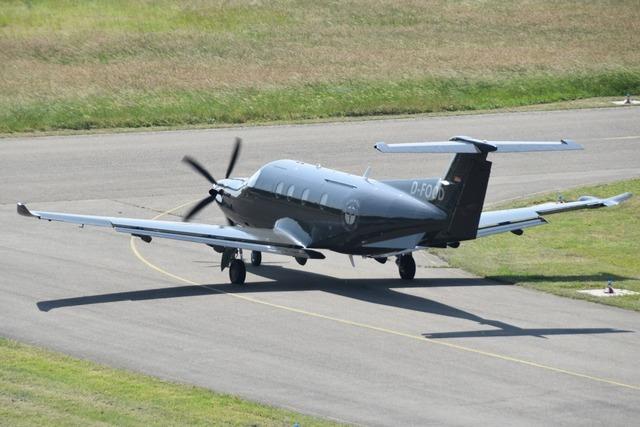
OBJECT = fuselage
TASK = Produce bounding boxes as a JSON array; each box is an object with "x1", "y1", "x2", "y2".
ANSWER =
[{"x1": 215, "y1": 160, "x2": 448, "y2": 255}]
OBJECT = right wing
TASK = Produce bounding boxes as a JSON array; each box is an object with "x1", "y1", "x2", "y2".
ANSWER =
[
  {"x1": 17, "y1": 203, "x2": 324, "y2": 259},
  {"x1": 477, "y1": 192, "x2": 632, "y2": 238}
]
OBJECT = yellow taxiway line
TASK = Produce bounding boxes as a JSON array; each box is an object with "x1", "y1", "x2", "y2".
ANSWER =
[{"x1": 130, "y1": 200, "x2": 640, "y2": 392}]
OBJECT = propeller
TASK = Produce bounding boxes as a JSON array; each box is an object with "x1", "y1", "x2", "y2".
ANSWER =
[
  {"x1": 182, "y1": 137, "x2": 242, "y2": 222},
  {"x1": 225, "y1": 137, "x2": 241, "y2": 179}
]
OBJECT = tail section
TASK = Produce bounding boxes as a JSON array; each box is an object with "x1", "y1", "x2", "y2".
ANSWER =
[
  {"x1": 375, "y1": 136, "x2": 582, "y2": 242},
  {"x1": 433, "y1": 153, "x2": 492, "y2": 241}
]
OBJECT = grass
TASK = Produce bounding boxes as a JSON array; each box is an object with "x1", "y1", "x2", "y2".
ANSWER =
[
  {"x1": 432, "y1": 179, "x2": 640, "y2": 311},
  {"x1": 0, "y1": 337, "x2": 340, "y2": 427},
  {"x1": 1, "y1": 0, "x2": 640, "y2": 133}
]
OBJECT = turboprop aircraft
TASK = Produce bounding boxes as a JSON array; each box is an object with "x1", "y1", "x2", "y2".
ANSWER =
[{"x1": 18, "y1": 136, "x2": 631, "y2": 284}]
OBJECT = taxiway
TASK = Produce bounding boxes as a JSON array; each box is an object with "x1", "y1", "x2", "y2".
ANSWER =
[{"x1": 2, "y1": 107, "x2": 640, "y2": 425}]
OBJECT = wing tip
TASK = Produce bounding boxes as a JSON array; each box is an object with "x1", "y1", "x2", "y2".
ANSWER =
[
  {"x1": 560, "y1": 139, "x2": 584, "y2": 150},
  {"x1": 17, "y1": 202, "x2": 36, "y2": 217},
  {"x1": 606, "y1": 191, "x2": 633, "y2": 205},
  {"x1": 374, "y1": 142, "x2": 387, "y2": 152}
]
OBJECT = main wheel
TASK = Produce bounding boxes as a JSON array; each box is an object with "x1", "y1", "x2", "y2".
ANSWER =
[
  {"x1": 295, "y1": 257, "x2": 307, "y2": 266},
  {"x1": 229, "y1": 259, "x2": 246, "y2": 284},
  {"x1": 398, "y1": 254, "x2": 416, "y2": 280},
  {"x1": 251, "y1": 251, "x2": 262, "y2": 266}
]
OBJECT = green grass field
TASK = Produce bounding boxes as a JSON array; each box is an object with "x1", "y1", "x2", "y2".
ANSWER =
[
  {"x1": 0, "y1": 337, "x2": 340, "y2": 426},
  {"x1": 432, "y1": 179, "x2": 640, "y2": 311},
  {"x1": 1, "y1": 0, "x2": 639, "y2": 133}
]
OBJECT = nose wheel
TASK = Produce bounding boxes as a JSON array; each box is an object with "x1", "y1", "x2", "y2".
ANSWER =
[
  {"x1": 229, "y1": 259, "x2": 246, "y2": 284},
  {"x1": 396, "y1": 254, "x2": 416, "y2": 280}
]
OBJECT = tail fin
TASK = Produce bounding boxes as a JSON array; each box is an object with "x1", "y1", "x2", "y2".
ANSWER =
[
  {"x1": 375, "y1": 136, "x2": 582, "y2": 242},
  {"x1": 433, "y1": 153, "x2": 492, "y2": 241}
]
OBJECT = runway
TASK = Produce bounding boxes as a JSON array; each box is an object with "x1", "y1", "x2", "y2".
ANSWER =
[{"x1": 2, "y1": 107, "x2": 640, "y2": 425}]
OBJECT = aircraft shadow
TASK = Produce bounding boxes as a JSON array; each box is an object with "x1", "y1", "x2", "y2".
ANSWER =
[{"x1": 37, "y1": 265, "x2": 632, "y2": 339}]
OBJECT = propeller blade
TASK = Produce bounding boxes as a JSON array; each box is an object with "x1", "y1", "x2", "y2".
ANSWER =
[
  {"x1": 183, "y1": 195, "x2": 216, "y2": 222},
  {"x1": 225, "y1": 137, "x2": 242, "y2": 179},
  {"x1": 182, "y1": 156, "x2": 217, "y2": 185}
]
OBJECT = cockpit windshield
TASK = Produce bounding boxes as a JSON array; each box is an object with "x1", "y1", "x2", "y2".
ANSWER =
[{"x1": 247, "y1": 169, "x2": 261, "y2": 188}]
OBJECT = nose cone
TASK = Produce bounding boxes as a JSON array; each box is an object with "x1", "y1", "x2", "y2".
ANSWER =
[{"x1": 387, "y1": 193, "x2": 446, "y2": 221}]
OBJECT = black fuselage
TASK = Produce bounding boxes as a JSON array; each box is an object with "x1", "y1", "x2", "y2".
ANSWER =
[{"x1": 215, "y1": 160, "x2": 449, "y2": 255}]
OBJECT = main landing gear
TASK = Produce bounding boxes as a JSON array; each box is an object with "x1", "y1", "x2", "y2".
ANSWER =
[
  {"x1": 228, "y1": 250, "x2": 261, "y2": 284},
  {"x1": 221, "y1": 248, "x2": 249, "y2": 284},
  {"x1": 251, "y1": 250, "x2": 262, "y2": 266},
  {"x1": 396, "y1": 254, "x2": 416, "y2": 280}
]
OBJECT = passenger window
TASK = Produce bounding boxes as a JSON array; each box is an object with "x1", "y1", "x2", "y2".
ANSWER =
[
  {"x1": 301, "y1": 188, "x2": 310, "y2": 205},
  {"x1": 319, "y1": 193, "x2": 329, "y2": 209},
  {"x1": 286, "y1": 184, "x2": 295, "y2": 200},
  {"x1": 275, "y1": 182, "x2": 284, "y2": 198}
]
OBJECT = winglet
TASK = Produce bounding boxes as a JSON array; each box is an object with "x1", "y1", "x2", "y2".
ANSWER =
[{"x1": 17, "y1": 203, "x2": 37, "y2": 218}]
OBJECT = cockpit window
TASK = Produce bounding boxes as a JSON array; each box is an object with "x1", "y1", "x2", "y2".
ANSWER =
[{"x1": 247, "y1": 169, "x2": 261, "y2": 187}]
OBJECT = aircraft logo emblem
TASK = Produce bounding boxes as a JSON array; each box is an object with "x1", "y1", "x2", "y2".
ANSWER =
[{"x1": 343, "y1": 199, "x2": 360, "y2": 230}]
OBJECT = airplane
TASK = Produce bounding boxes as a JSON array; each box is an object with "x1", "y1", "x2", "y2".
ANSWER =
[{"x1": 18, "y1": 136, "x2": 631, "y2": 285}]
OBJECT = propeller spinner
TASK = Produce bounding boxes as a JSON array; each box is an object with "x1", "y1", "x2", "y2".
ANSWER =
[{"x1": 182, "y1": 137, "x2": 242, "y2": 222}]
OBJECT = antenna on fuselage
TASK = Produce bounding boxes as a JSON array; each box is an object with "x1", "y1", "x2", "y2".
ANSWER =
[{"x1": 362, "y1": 166, "x2": 371, "y2": 180}]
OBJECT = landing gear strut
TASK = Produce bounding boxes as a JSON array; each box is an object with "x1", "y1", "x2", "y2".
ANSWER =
[{"x1": 396, "y1": 254, "x2": 416, "y2": 280}]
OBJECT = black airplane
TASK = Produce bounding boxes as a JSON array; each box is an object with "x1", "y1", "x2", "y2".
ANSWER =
[{"x1": 18, "y1": 136, "x2": 631, "y2": 284}]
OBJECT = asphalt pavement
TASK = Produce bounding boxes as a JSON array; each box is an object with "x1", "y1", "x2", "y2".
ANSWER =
[{"x1": 2, "y1": 107, "x2": 640, "y2": 425}]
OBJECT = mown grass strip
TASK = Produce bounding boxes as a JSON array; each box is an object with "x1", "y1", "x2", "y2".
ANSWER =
[
  {"x1": 0, "y1": 337, "x2": 341, "y2": 427},
  {"x1": 432, "y1": 179, "x2": 640, "y2": 311},
  {"x1": 2, "y1": 70, "x2": 639, "y2": 133},
  {"x1": 2, "y1": 0, "x2": 640, "y2": 133}
]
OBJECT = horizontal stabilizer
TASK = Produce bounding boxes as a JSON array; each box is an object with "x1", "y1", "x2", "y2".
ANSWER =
[{"x1": 375, "y1": 136, "x2": 582, "y2": 154}]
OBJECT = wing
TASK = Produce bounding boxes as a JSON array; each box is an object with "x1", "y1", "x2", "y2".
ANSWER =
[
  {"x1": 477, "y1": 192, "x2": 632, "y2": 238},
  {"x1": 16, "y1": 203, "x2": 324, "y2": 259}
]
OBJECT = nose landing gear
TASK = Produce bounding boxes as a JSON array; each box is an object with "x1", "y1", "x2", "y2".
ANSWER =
[
  {"x1": 396, "y1": 254, "x2": 416, "y2": 280},
  {"x1": 229, "y1": 258, "x2": 246, "y2": 284}
]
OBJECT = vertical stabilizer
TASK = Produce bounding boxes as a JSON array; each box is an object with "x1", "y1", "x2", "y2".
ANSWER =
[
  {"x1": 432, "y1": 153, "x2": 492, "y2": 241},
  {"x1": 375, "y1": 136, "x2": 582, "y2": 242}
]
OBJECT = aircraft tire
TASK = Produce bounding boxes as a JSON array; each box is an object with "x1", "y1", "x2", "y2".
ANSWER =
[
  {"x1": 229, "y1": 259, "x2": 246, "y2": 284},
  {"x1": 295, "y1": 257, "x2": 307, "y2": 266},
  {"x1": 251, "y1": 251, "x2": 262, "y2": 266},
  {"x1": 398, "y1": 254, "x2": 416, "y2": 280}
]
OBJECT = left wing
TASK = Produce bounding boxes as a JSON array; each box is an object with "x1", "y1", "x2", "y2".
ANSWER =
[
  {"x1": 477, "y1": 192, "x2": 632, "y2": 238},
  {"x1": 17, "y1": 203, "x2": 324, "y2": 259}
]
